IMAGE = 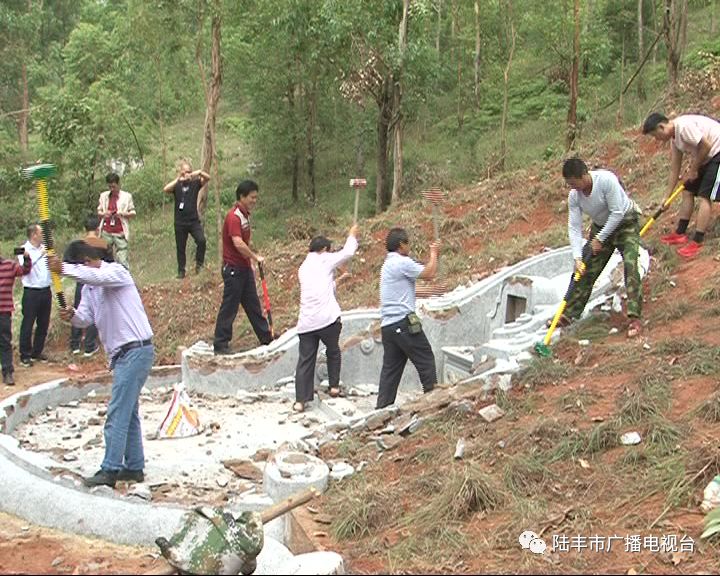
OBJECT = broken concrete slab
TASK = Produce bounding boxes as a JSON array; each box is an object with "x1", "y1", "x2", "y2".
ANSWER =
[{"x1": 263, "y1": 451, "x2": 329, "y2": 503}]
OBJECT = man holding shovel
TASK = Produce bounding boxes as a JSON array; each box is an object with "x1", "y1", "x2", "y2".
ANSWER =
[
  {"x1": 642, "y1": 112, "x2": 720, "y2": 258},
  {"x1": 561, "y1": 158, "x2": 643, "y2": 338},
  {"x1": 213, "y1": 180, "x2": 272, "y2": 354}
]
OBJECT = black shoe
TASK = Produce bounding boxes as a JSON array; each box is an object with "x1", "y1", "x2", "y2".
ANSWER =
[
  {"x1": 214, "y1": 346, "x2": 232, "y2": 355},
  {"x1": 177, "y1": 270, "x2": 186, "y2": 279},
  {"x1": 195, "y1": 264, "x2": 203, "y2": 274},
  {"x1": 116, "y1": 469, "x2": 144, "y2": 483},
  {"x1": 84, "y1": 346, "x2": 100, "y2": 358},
  {"x1": 31, "y1": 353, "x2": 49, "y2": 363},
  {"x1": 84, "y1": 469, "x2": 118, "y2": 488},
  {"x1": 20, "y1": 358, "x2": 33, "y2": 368},
  {"x1": 2, "y1": 372, "x2": 14, "y2": 386}
]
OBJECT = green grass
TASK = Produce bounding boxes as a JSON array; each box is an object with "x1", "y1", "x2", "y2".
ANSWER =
[{"x1": 518, "y1": 356, "x2": 571, "y2": 388}]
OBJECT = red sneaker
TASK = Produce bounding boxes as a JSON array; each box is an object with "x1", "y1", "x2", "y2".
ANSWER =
[
  {"x1": 677, "y1": 241, "x2": 702, "y2": 258},
  {"x1": 660, "y1": 232, "x2": 689, "y2": 245}
]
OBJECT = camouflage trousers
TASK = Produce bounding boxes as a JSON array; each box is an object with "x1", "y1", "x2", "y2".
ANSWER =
[{"x1": 565, "y1": 216, "x2": 642, "y2": 320}]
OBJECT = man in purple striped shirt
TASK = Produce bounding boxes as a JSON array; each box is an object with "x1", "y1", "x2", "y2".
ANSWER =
[{"x1": 49, "y1": 238, "x2": 154, "y2": 488}]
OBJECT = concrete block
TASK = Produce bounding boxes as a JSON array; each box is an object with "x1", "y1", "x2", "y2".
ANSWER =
[
  {"x1": 263, "y1": 451, "x2": 329, "y2": 503},
  {"x1": 291, "y1": 551, "x2": 345, "y2": 575}
]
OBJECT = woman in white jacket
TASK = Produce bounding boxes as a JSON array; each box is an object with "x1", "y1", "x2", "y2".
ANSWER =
[{"x1": 293, "y1": 224, "x2": 359, "y2": 412}]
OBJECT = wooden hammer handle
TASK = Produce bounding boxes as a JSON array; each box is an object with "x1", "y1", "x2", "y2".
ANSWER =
[{"x1": 261, "y1": 487, "x2": 318, "y2": 524}]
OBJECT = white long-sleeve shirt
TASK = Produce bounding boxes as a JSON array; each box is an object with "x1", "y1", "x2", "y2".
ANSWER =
[
  {"x1": 568, "y1": 170, "x2": 634, "y2": 259},
  {"x1": 19, "y1": 242, "x2": 50, "y2": 289},
  {"x1": 296, "y1": 235, "x2": 358, "y2": 334},
  {"x1": 62, "y1": 261, "x2": 153, "y2": 361}
]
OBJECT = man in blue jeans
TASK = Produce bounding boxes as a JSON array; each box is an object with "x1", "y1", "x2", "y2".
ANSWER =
[{"x1": 50, "y1": 237, "x2": 154, "y2": 488}]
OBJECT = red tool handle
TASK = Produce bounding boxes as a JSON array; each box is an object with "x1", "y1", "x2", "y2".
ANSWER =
[{"x1": 257, "y1": 262, "x2": 274, "y2": 339}]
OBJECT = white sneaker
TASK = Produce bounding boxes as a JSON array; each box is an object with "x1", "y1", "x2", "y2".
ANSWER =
[
  {"x1": 72, "y1": 349, "x2": 81, "y2": 355},
  {"x1": 84, "y1": 347, "x2": 100, "y2": 358}
]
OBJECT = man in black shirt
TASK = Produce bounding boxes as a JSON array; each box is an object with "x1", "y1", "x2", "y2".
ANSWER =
[{"x1": 163, "y1": 161, "x2": 209, "y2": 279}]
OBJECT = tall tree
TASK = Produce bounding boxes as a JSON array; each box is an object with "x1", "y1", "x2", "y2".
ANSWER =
[
  {"x1": 195, "y1": 0, "x2": 223, "y2": 263},
  {"x1": 474, "y1": 0, "x2": 481, "y2": 105},
  {"x1": 499, "y1": 0, "x2": 516, "y2": 170},
  {"x1": 566, "y1": 0, "x2": 580, "y2": 151},
  {"x1": 664, "y1": 0, "x2": 688, "y2": 89},
  {"x1": 637, "y1": 0, "x2": 645, "y2": 100},
  {"x1": 391, "y1": 0, "x2": 410, "y2": 205}
]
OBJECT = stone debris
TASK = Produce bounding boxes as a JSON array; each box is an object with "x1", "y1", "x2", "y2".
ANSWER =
[
  {"x1": 479, "y1": 404, "x2": 505, "y2": 423},
  {"x1": 329, "y1": 462, "x2": 355, "y2": 481},
  {"x1": 127, "y1": 483, "x2": 152, "y2": 501},
  {"x1": 222, "y1": 459, "x2": 264, "y2": 483},
  {"x1": 454, "y1": 438, "x2": 466, "y2": 460}
]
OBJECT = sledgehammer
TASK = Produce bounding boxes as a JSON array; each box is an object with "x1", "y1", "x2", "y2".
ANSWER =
[{"x1": 21, "y1": 163, "x2": 67, "y2": 309}]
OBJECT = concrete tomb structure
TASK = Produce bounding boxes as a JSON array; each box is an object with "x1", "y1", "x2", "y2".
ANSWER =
[{"x1": 0, "y1": 245, "x2": 648, "y2": 573}]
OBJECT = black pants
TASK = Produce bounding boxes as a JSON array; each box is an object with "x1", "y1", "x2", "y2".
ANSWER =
[
  {"x1": 376, "y1": 317, "x2": 437, "y2": 409},
  {"x1": 69, "y1": 282, "x2": 98, "y2": 352},
  {"x1": 213, "y1": 266, "x2": 272, "y2": 350},
  {"x1": 19, "y1": 287, "x2": 51, "y2": 361},
  {"x1": 0, "y1": 313, "x2": 12, "y2": 375},
  {"x1": 175, "y1": 220, "x2": 206, "y2": 274},
  {"x1": 295, "y1": 319, "x2": 342, "y2": 403}
]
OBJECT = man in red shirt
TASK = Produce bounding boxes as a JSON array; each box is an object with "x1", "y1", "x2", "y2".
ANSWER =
[
  {"x1": 213, "y1": 180, "x2": 272, "y2": 354},
  {"x1": 0, "y1": 248, "x2": 31, "y2": 384}
]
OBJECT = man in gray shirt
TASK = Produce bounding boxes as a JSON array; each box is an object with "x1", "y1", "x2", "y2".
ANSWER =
[
  {"x1": 562, "y1": 158, "x2": 643, "y2": 338},
  {"x1": 377, "y1": 228, "x2": 440, "y2": 409}
]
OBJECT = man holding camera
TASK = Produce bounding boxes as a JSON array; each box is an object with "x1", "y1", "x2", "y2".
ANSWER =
[
  {"x1": 0, "y1": 247, "x2": 31, "y2": 384},
  {"x1": 98, "y1": 172, "x2": 135, "y2": 269},
  {"x1": 163, "y1": 161, "x2": 209, "y2": 279}
]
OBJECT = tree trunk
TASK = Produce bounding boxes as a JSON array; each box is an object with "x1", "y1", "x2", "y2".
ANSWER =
[
  {"x1": 712, "y1": 0, "x2": 717, "y2": 34},
  {"x1": 436, "y1": 0, "x2": 442, "y2": 53},
  {"x1": 391, "y1": 0, "x2": 409, "y2": 206},
  {"x1": 288, "y1": 82, "x2": 299, "y2": 203},
  {"x1": 196, "y1": 1, "x2": 223, "y2": 264},
  {"x1": 305, "y1": 83, "x2": 317, "y2": 204},
  {"x1": 376, "y1": 76, "x2": 393, "y2": 213},
  {"x1": 17, "y1": 62, "x2": 29, "y2": 152},
  {"x1": 637, "y1": 0, "x2": 645, "y2": 100},
  {"x1": 499, "y1": 0, "x2": 516, "y2": 171},
  {"x1": 566, "y1": 0, "x2": 580, "y2": 151},
  {"x1": 664, "y1": 0, "x2": 684, "y2": 90},
  {"x1": 452, "y1": 0, "x2": 464, "y2": 129},
  {"x1": 474, "y1": 0, "x2": 481, "y2": 106},
  {"x1": 617, "y1": 37, "x2": 625, "y2": 128},
  {"x1": 652, "y1": 0, "x2": 658, "y2": 63}
]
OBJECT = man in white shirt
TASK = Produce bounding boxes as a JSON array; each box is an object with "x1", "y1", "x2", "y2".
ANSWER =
[
  {"x1": 642, "y1": 112, "x2": 720, "y2": 258},
  {"x1": 293, "y1": 224, "x2": 359, "y2": 412},
  {"x1": 18, "y1": 223, "x2": 52, "y2": 366}
]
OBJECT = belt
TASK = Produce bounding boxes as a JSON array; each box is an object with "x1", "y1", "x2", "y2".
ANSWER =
[
  {"x1": 24, "y1": 286, "x2": 50, "y2": 291},
  {"x1": 110, "y1": 338, "x2": 153, "y2": 370},
  {"x1": 222, "y1": 264, "x2": 251, "y2": 272}
]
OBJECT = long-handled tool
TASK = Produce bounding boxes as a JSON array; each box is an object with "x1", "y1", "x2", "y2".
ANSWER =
[
  {"x1": 21, "y1": 163, "x2": 67, "y2": 309},
  {"x1": 534, "y1": 183, "x2": 684, "y2": 357},
  {"x1": 350, "y1": 178, "x2": 367, "y2": 224},
  {"x1": 417, "y1": 187, "x2": 448, "y2": 297},
  {"x1": 639, "y1": 183, "x2": 684, "y2": 236},
  {"x1": 257, "y1": 261, "x2": 274, "y2": 340},
  {"x1": 534, "y1": 242, "x2": 593, "y2": 357},
  {"x1": 147, "y1": 487, "x2": 318, "y2": 575}
]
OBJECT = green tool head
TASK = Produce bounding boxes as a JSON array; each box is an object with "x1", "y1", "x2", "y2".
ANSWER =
[
  {"x1": 22, "y1": 163, "x2": 57, "y2": 180},
  {"x1": 533, "y1": 341, "x2": 553, "y2": 357}
]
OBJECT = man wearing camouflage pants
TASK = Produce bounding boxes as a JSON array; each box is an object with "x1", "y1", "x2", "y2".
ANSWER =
[{"x1": 561, "y1": 158, "x2": 643, "y2": 338}]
